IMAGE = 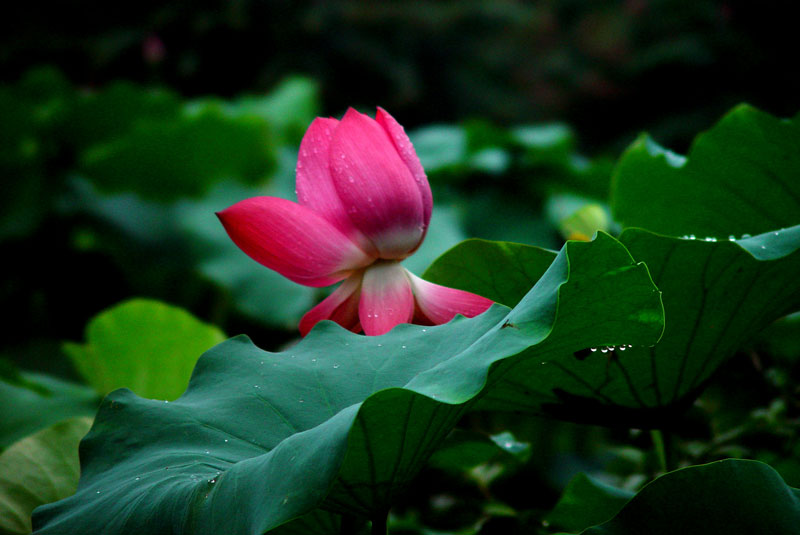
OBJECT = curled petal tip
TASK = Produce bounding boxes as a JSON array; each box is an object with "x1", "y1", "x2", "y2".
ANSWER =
[{"x1": 407, "y1": 271, "x2": 493, "y2": 325}]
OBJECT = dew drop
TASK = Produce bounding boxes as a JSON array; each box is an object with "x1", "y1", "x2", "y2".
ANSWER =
[
  {"x1": 618, "y1": 345, "x2": 627, "y2": 351},
  {"x1": 377, "y1": 343, "x2": 383, "y2": 347},
  {"x1": 688, "y1": 234, "x2": 696, "y2": 240},
  {"x1": 742, "y1": 233, "x2": 751, "y2": 238},
  {"x1": 728, "y1": 235, "x2": 736, "y2": 241},
  {"x1": 421, "y1": 328, "x2": 427, "y2": 332},
  {"x1": 96, "y1": 490, "x2": 101, "y2": 494},
  {"x1": 311, "y1": 358, "x2": 317, "y2": 362},
  {"x1": 340, "y1": 153, "x2": 346, "y2": 159},
  {"x1": 224, "y1": 439, "x2": 228, "y2": 443},
  {"x1": 761, "y1": 245, "x2": 766, "y2": 249},
  {"x1": 135, "y1": 477, "x2": 140, "y2": 481},
  {"x1": 333, "y1": 364, "x2": 340, "y2": 369},
  {"x1": 504, "y1": 442, "x2": 513, "y2": 448},
  {"x1": 590, "y1": 348, "x2": 597, "y2": 352},
  {"x1": 600, "y1": 347, "x2": 609, "y2": 353},
  {"x1": 298, "y1": 399, "x2": 304, "y2": 403},
  {"x1": 401, "y1": 345, "x2": 407, "y2": 349}
]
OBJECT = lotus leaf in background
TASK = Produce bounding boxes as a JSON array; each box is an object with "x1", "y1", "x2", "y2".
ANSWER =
[
  {"x1": 611, "y1": 104, "x2": 800, "y2": 238},
  {"x1": 583, "y1": 459, "x2": 800, "y2": 535},
  {"x1": 0, "y1": 417, "x2": 92, "y2": 535},
  {"x1": 0, "y1": 371, "x2": 98, "y2": 449},
  {"x1": 63, "y1": 299, "x2": 226, "y2": 400}
]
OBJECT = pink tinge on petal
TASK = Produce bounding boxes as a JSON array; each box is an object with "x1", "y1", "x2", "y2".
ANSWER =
[
  {"x1": 217, "y1": 197, "x2": 373, "y2": 287},
  {"x1": 359, "y1": 262, "x2": 415, "y2": 336},
  {"x1": 299, "y1": 274, "x2": 362, "y2": 336},
  {"x1": 376, "y1": 107, "x2": 433, "y2": 232},
  {"x1": 330, "y1": 108, "x2": 426, "y2": 259},
  {"x1": 407, "y1": 271, "x2": 493, "y2": 325},
  {"x1": 295, "y1": 118, "x2": 376, "y2": 256}
]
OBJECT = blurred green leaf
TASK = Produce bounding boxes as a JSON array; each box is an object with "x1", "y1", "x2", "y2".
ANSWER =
[
  {"x1": 428, "y1": 430, "x2": 530, "y2": 474},
  {"x1": 79, "y1": 104, "x2": 275, "y2": 201},
  {"x1": 583, "y1": 460, "x2": 800, "y2": 535},
  {"x1": 33, "y1": 233, "x2": 663, "y2": 535},
  {"x1": 63, "y1": 299, "x2": 226, "y2": 400},
  {"x1": 223, "y1": 76, "x2": 319, "y2": 145},
  {"x1": 559, "y1": 204, "x2": 610, "y2": 241},
  {"x1": 0, "y1": 373, "x2": 98, "y2": 449},
  {"x1": 512, "y1": 123, "x2": 574, "y2": 153},
  {"x1": 0, "y1": 81, "x2": 50, "y2": 240},
  {"x1": 612, "y1": 104, "x2": 800, "y2": 238},
  {"x1": 546, "y1": 473, "x2": 634, "y2": 533},
  {"x1": 58, "y1": 82, "x2": 181, "y2": 150},
  {"x1": 0, "y1": 417, "x2": 92, "y2": 534},
  {"x1": 410, "y1": 125, "x2": 468, "y2": 174}
]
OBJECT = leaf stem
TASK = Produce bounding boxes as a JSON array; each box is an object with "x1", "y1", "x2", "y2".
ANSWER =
[{"x1": 650, "y1": 429, "x2": 669, "y2": 473}]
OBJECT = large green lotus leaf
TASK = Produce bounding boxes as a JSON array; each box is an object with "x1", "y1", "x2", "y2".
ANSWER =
[
  {"x1": 0, "y1": 417, "x2": 92, "y2": 534},
  {"x1": 63, "y1": 299, "x2": 226, "y2": 400},
  {"x1": 583, "y1": 459, "x2": 800, "y2": 535},
  {"x1": 0, "y1": 372, "x2": 98, "y2": 449},
  {"x1": 427, "y1": 226, "x2": 800, "y2": 426},
  {"x1": 611, "y1": 104, "x2": 800, "y2": 238},
  {"x1": 604, "y1": 226, "x2": 800, "y2": 414},
  {"x1": 32, "y1": 233, "x2": 663, "y2": 535}
]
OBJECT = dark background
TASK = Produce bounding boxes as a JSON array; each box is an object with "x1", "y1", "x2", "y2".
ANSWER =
[{"x1": 4, "y1": 0, "x2": 797, "y2": 153}]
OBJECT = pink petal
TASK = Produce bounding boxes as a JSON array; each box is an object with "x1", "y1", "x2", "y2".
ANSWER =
[
  {"x1": 376, "y1": 107, "x2": 433, "y2": 231},
  {"x1": 217, "y1": 197, "x2": 372, "y2": 287},
  {"x1": 329, "y1": 108, "x2": 426, "y2": 259},
  {"x1": 407, "y1": 271, "x2": 493, "y2": 324},
  {"x1": 299, "y1": 274, "x2": 362, "y2": 336},
  {"x1": 359, "y1": 262, "x2": 415, "y2": 336},
  {"x1": 295, "y1": 118, "x2": 376, "y2": 256}
]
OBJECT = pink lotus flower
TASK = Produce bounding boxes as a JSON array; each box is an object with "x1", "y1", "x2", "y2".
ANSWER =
[{"x1": 217, "y1": 107, "x2": 493, "y2": 336}]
